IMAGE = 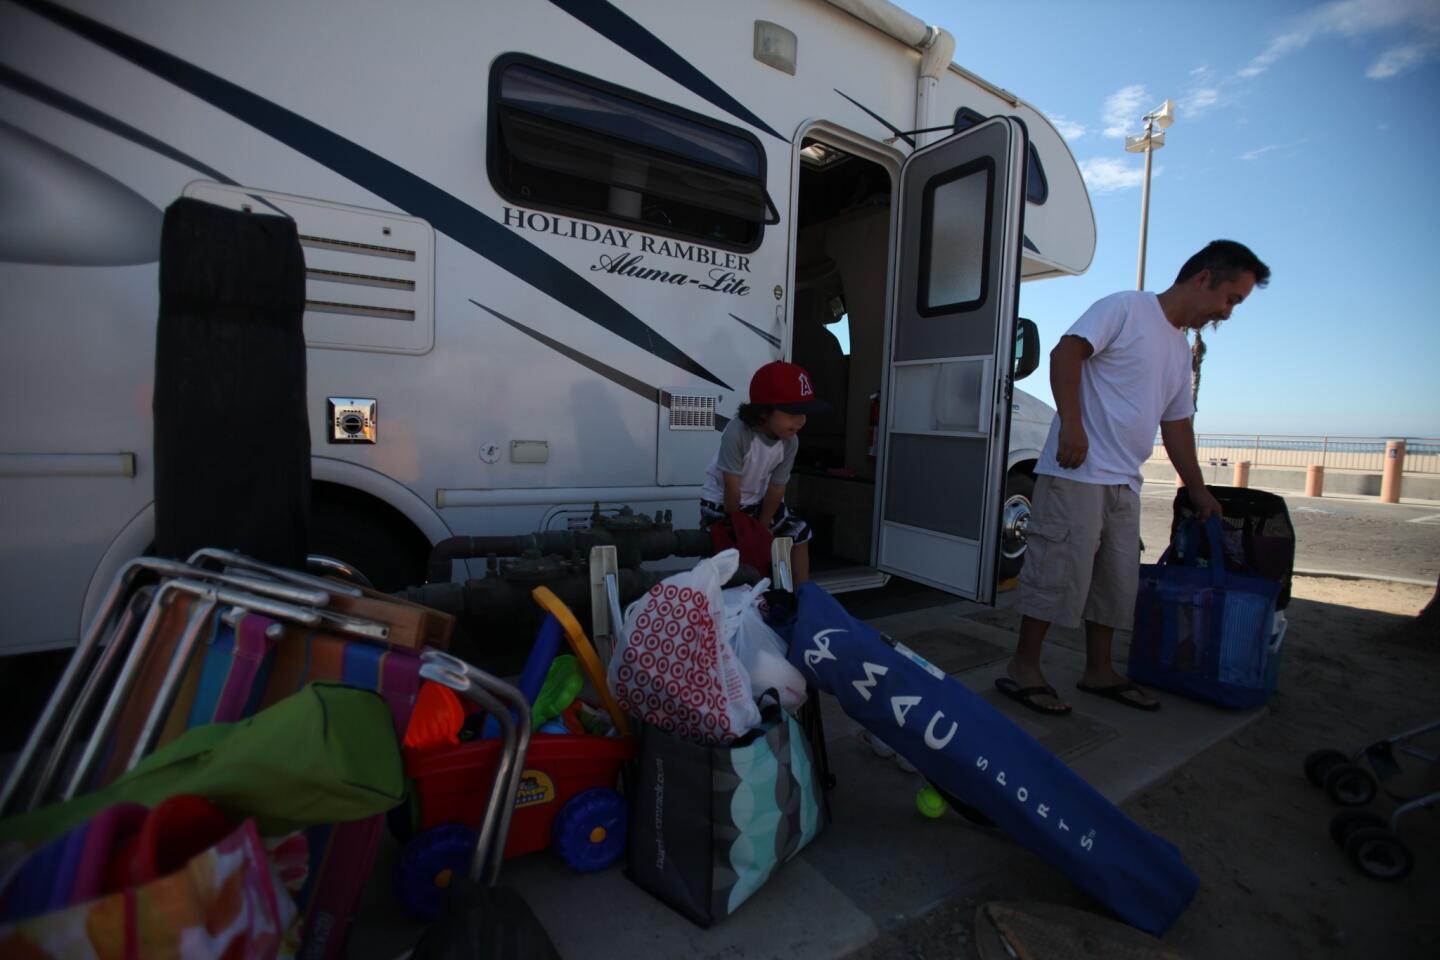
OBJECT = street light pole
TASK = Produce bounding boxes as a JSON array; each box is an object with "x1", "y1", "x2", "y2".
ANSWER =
[
  {"x1": 1125, "y1": 99, "x2": 1174, "y2": 291},
  {"x1": 1136, "y1": 115, "x2": 1155, "y2": 290}
]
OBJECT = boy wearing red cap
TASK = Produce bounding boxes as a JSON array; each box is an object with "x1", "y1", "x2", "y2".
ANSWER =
[{"x1": 699, "y1": 361, "x2": 831, "y2": 584}]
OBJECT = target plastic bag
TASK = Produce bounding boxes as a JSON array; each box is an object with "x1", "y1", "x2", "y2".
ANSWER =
[
  {"x1": 722, "y1": 581, "x2": 808, "y2": 712},
  {"x1": 609, "y1": 549, "x2": 761, "y2": 744}
]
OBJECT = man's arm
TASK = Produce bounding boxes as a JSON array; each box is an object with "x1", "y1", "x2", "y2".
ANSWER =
[
  {"x1": 1051, "y1": 335, "x2": 1092, "y2": 469},
  {"x1": 1160, "y1": 417, "x2": 1222, "y2": 520},
  {"x1": 758, "y1": 483, "x2": 786, "y2": 527}
]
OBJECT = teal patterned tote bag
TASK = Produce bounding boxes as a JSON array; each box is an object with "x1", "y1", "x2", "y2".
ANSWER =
[{"x1": 627, "y1": 700, "x2": 825, "y2": 926}]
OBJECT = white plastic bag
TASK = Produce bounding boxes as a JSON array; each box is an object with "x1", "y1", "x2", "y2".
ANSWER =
[
  {"x1": 722, "y1": 580, "x2": 808, "y2": 712},
  {"x1": 608, "y1": 549, "x2": 761, "y2": 744}
]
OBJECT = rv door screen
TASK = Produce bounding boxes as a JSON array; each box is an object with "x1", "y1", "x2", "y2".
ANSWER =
[{"x1": 874, "y1": 117, "x2": 1026, "y2": 602}]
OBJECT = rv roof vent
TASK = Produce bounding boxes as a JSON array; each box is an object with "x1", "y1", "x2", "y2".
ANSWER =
[{"x1": 667, "y1": 394, "x2": 717, "y2": 432}]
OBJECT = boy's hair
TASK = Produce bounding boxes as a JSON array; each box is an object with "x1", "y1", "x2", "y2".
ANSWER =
[
  {"x1": 1175, "y1": 240, "x2": 1270, "y2": 288},
  {"x1": 737, "y1": 402, "x2": 774, "y2": 428}
]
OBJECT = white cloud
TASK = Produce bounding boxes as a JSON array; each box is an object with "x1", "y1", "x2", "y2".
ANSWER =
[
  {"x1": 1078, "y1": 157, "x2": 1154, "y2": 194},
  {"x1": 1183, "y1": 87, "x2": 1221, "y2": 117},
  {"x1": 1239, "y1": 144, "x2": 1278, "y2": 161},
  {"x1": 1367, "y1": 42, "x2": 1437, "y2": 78},
  {"x1": 1101, "y1": 84, "x2": 1149, "y2": 138},
  {"x1": 1048, "y1": 114, "x2": 1087, "y2": 141},
  {"x1": 1238, "y1": 0, "x2": 1440, "y2": 80}
]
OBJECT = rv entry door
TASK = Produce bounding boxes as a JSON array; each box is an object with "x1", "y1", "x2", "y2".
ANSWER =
[{"x1": 873, "y1": 116, "x2": 1026, "y2": 602}]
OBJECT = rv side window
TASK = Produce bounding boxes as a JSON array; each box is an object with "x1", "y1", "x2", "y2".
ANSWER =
[
  {"x1": 490, "y1": 56, "x2": 768, "y2": 250},
  {"x1": 917, "y1": 160, "x2": 992, "y2": 315},
  {"x1": 955, "y1": 108, "x2": 1048, "y2": 205}
]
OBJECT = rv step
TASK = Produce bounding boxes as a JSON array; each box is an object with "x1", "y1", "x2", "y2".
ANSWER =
[{"x1": 812, "y1": 566, "x2": 890, "y2": 595}]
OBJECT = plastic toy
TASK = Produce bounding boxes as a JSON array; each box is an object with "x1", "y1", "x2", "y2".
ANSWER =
[
  {"x1": 402, "y1": 730, "x2": 635, "y2": 885},
  {"x1": 916, "y1": 785, "x2": 945, "y2": 819},
  {"x1": 396, "y1": 589, "x2": 638, "y2": 909},
  {"x1": 482, "y1": 614, "x2": 564, "y2": 739},
  {"x1": 550, "y1": 787, "x2": 627, "y2": 872},
  {"x1": 531, "y1": 655, "x2": 583, "y2": 730},
  {"x1": 531, "y1": 586, "x2": 629, "y2": 736},
  {"x1": 914, "y1": 781, "x2": 997, "y2": 828},
  {"x1": 403, "y1": 681, "x2": 467, "y2": 750}
]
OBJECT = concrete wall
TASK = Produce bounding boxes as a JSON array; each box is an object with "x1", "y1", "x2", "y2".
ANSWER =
[{"x1": 1139, "y1": 460, "x2": 1440, "y2": 500}]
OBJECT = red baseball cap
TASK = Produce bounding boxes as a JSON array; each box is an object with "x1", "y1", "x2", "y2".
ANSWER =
[{"x1": 749, "y1": 361, "x2": 831, "y2": 413}]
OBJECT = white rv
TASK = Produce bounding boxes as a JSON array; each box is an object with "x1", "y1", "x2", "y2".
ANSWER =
[{"x1": 0, "y1": 0, "x2": 1093, "y2": 656}]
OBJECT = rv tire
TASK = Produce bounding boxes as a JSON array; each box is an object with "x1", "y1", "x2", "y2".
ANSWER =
[
  {"x1": 999, "y1": 469, "x2": 1035, "y2": 581},
  {"x1": 309, "y1": 485, "x2": 431, "y2": 593}
]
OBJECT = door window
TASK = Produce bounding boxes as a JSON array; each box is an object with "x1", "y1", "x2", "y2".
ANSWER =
[{"x1": 919, "y1": 161, "x2": 992, "y2": 313}]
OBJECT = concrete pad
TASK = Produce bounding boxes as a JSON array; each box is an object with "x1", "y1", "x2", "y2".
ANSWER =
[
  {"x1": 890, "y1": 625, "x2": 1011, "y2": 674},
  {"x1": 354, "y1": 790, "x2": 878, "y2": 960},
  {"x1": 797, "y1": 735, "x2": 1026, "y2": 929},
  {"x1": 505, "y1": 849, "x2": 877, "y2": 960},
  {"x1": 351, "y1": 599, "x2": 1265, "y2": 959}
]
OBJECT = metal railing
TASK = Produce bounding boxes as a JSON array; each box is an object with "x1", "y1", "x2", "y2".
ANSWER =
[{"x1": 1149, "y1": 435, "x2": 1440, "y2": 475}]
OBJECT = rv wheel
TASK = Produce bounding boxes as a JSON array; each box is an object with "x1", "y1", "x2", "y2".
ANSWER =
[
  {"x1": 999, "y1": 470, "x2": 1035, "y2": 581},
  {"x1": 309, "y1": 489, "x2": 430, "y2": 592}
]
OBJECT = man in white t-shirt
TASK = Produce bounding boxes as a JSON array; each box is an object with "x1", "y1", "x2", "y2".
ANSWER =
[{"x1": 997, "y1": 240, "x2": 1270, "y2": 716}]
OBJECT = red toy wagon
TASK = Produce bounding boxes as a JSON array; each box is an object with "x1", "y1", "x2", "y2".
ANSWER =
[{"x1": 397, "y1": 730, "x2": 634, "y2": 918}]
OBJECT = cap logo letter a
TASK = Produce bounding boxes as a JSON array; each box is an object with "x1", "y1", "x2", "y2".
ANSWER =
[{"x1": 797, "y1": 372, "x2": 812, "y2": 397}]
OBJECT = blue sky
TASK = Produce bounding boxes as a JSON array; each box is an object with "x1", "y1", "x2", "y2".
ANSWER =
[{"x1": 902, "y1": 0, "x2": 1440, "y2": 438}]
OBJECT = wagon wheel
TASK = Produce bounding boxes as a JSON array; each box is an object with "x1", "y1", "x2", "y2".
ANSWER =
[
  {"x1": 551, "y1": 787, "x2": 627, "y2": 872},
  {"x1": 397, "y1": 824, "x2": 478, "y2": 920}
]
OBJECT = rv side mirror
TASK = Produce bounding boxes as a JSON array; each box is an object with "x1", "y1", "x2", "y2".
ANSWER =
[{"x1": 1014, "y1": 318, "x2": 1040, "y2": 382}]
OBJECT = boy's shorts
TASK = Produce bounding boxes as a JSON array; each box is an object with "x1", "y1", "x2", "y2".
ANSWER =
[
  {"x1": 1014, "y1": 474, "x2": 1140, "y2": 629},
  {"x1": 699, "y1": 499, "x2": 813, "y2": 545}
]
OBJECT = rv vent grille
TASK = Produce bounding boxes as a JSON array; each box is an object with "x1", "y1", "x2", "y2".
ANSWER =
[
  {"x1": 182, "y1": 182, "x2": 435, "y2": 354},
  {"x1": 298, "y1": 234, "x2": 416, "y2": 261},
  {"x1": 668, "y1": 394, "x2": 717, "y2": 432}
]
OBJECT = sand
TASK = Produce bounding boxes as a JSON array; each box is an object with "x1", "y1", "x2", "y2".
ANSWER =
[{"x1": 847, "y1": 576, "x2": 1440, "y2": 959}]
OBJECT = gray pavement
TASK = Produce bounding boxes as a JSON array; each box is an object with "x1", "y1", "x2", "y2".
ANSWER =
[
  {"x1": 354, "y1": 593, "x2": 1263, "y2": 960},
  {"x1": 1138, "y1": 480, "x2": 1440, "y2": 584}
]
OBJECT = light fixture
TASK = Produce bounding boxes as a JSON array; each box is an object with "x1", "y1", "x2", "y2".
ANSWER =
[
  {"x1": 1148, "y1": 99, "x2": 1175, "y2": 130},
  {"x1": 799, "y1": 142, "x2": 847, "y2": 168},
  {"x1": 754, "y1": 21, "x2": 797, "y2": 76}
]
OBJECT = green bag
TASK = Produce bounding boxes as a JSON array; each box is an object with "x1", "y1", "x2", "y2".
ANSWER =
[{"x1": 0, "y1": 683, "x2": 404, "y2": 843}]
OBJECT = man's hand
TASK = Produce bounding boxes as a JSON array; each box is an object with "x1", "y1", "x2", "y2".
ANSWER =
[
  {"x1": 1189, "y1": 486, "x2": 1223, "y2": 522},
  {"x1": 1056, "y1": 419, "x2": 1089, "y2": 469}
]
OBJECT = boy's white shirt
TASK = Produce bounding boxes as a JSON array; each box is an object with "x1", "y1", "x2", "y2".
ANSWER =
[
  {"x1": 1036, "y1": 291, "x2": 1194, "y2": 494},
  {"x1": 700, "y1": 419, "x2": 797, "y2": 506}
]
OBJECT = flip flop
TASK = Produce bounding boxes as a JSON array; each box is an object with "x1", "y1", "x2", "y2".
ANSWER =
[
  {"x1": 1075, "y1": 680, "x2": 1161, "y2": 712},
  {"x1": 994, "y1": 677, "x2": 1071, "y2": 716}
]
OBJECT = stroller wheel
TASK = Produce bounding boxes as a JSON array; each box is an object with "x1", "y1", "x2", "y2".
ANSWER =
[
  {"x1": 1323, "y1": 762, "x2": 1379, "y2": 807},
  {"x1": 397, "y1": 824, "x2": 478, "y2": 920},
  {"x1": 1345, "y1": 826, "x2": 1413, "y2": 881},
  {"x1": 552, "y1": 787, "x2": 626, "y2": 872},
  {"x1": 1329, "y1": 809, "x2": 1386, "y2": 848},
  {"x1": 1303, "y1": 748, "x2": 1348, "y2": 787}
]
